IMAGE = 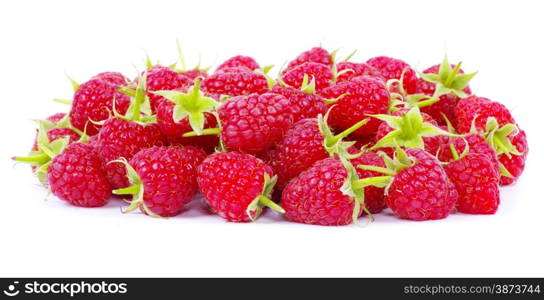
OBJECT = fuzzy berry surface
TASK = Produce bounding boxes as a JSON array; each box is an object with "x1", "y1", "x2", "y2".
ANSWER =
[
  {"x1": 286, "y1": 47, "x2": 332, "y2": 70},
  {"x1": 321, "y1": 76, "x2": 389, "y2": 136},
  {"x1": 267, "y1": 118, "x2": 327, "y2": 189},
  {"x1": 335, "y1": 62, "x2": 384, "y2": 83},
  {"x1": 281, "y1": 157, "x2": 362, "y2": 226},
  {"x1": 216, "y1": 55, "x2": 260, "y2": 72},
  {"x1": 156, "y1": 101, "x2": 219, "y2": 153},
  {"x1": 416, "y1": 64, "x2": 471, "y2": 126},
  {"x1": 197, "y1": 152, "x2": 274, "y2": 222},
  {"x1": 181, "y1": 69, "x2": 209, "y2": 80},
  {"x1": 203, "y1": 68, "x2": 268, "y2": 97},
  {"x1": 444, "y1": 153, "x2": 500, "y2": 214},
  {"x1": 97, "y1": 118, "x2": 166, "y2": 189},
  {"x1": 386, "y1": 148, "x2": 454, "y2": 221},
  {"x1": 455, "y1": 96, "x2": 515, "y2": 133},
  {"x1": 281, "y1": 62, "x2": 333, "y2": 91},
  {"x1": 70, "y1": 78, "x2": 131, "y2": 136},
  {"x1": 219, "y1": 93, "x2": 294, "y2": 154},
  {"x1": 351, "y1": 152, "x2": 387, "y2": 214},
  {"x1": 144, "y1": 66, "x2": 194, "y2": 111},
  {"x1": 91, "y1": 72, "x2": 129, "y2": 86},
  {"x1": 270, "y1": 84, "x2": 327, "y2": 122},
  {"x1": 499, "y1": 130, "x2": 528, "y2": 186},
  {"x1": 131, "y1": 146, "x2": 206, "y2": 217},
  {"x1": 47, "y1": 143, "x2": 111, "y2": 207},
  {"x1": 366, "y1": 56, "x2": 418, "y2": 94}
]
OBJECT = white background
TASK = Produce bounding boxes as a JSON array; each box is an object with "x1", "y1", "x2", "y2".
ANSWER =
[{"x1": 1, "y1": 0, "x2": 543, "y2": 277}]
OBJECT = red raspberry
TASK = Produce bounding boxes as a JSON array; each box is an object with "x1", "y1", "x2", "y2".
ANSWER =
[
  {"x1": 217, "y1": 93, "x2": 294, "y2": 153},
  {"x1": 321, "y1": 76, "x2": 390, "y2": 136},
  {"x1": 144, "y1": 66, "x2": 193, "y2": 111},
  {"x1": 351, "y1": 152, "x2": 387, "y2": 214},
  {"x1": 444, "y1": 153, "x2": 500, "y2": 214},
  {"x1": 438, "y1": 134, "x2": 500, "y2": 173},
  {"x1": 416, "y1": 64, "x2": 472, "y2": 126},
  {"x1": 499, "y1": 129, "x2": 528, "y2": 186},
  {"x1": 115, "y1": 146, "x2": 206, "y2": 217},
  {"x1": 180, "y1": 69, "x2": 208, "y2": 80},
  {"x1": 335, "y1": 62, "x2": 384, "y2": 83},
  {"x1": 384, "y1": 148, "x2": 455, "y2": 221},
  {"x1": 197, "y1": 152, "x2": 281, "y2": 222},
  {"x1": 281, "y1": 62, "x2": 333, "y2": 91},
  {"x1": 202, "y1": 68, "x2": 268, "y2": 97},
  {"x1": 455, "y1": 96, "x2": 515, "y2": 133},
  {"x1": 70, "y1": 78, "x2": 131, "y2": 136},
  {"x1": 270, "y1": 84, "x2": 327, "y2": 122},
  {"x1": 91, "y1": 72, "x2": 129, "y2": 86},
  {"x1": 281, "y1": 158, "x2": 363, "y2": 226},
  {"x1": 97, "y1": 118, "x2": 165, "y2": 189},
  {"x1": 47, "y1": 143, "x2": 111, "y2": 207},
  {"x1": 366, "y1": 56, "x2": 418, "y2": 94},
  {"x1": 216, "y1": 55, "x2": 260, "y2": 72},
  {"x1": 287, "y1": 47, "x2": 333, "y2": 70},
  {"x1": 31, "y1": 113, "x2": 80, "y2": 151}
]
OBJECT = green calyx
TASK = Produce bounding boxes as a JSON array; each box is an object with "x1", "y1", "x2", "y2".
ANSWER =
[
  {"x1": 318, "y1": 107, "x2": 368, "y2": 158},
  {"x1": 419, "y1": 55, "x2": 477, "y2": 99},
  {"x1": 111, "y1": 158, "x2": 162, "y2": 218},
  {"x1": 370, "y1": 107, "x2": 456, "y2": 150},
  {"x1": 171, "y1": 40, "x2": 211, "y2": 74},
  {"x1": 12, "y1": 121, "x2": 70, "y2": 184},
  {"x1": 246, "y1": 173, "x2": 284, "y2": 221},
  {"x1": 331, "y1": 49, "x2": 357, "y2": 80},
  {"x1": 115, "y1": 71, "x2": 155, "y2": 124},
  {"x1": 386, "y1": 74, "x2": 440, "y2": 113},
  {"x1": 153, "y1": 79, "x2": 219, "y2": 135},
  {"x1": 482, "y1": 117, "x2": 522, "y2": 177},
  {"x1": 52, "y1": 74, "x2": 79, "y2": 105},
  {"x1": 254, "y1": 65, "x2": 276, "y2": 89}
]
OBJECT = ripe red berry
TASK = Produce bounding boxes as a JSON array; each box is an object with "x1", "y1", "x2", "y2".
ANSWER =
[
  {"x1": 270, "y1": 84, "x2": 327, "y2": 122},
  {"x1": 32, "y1": 113, "x2": 80, "y2": 151},
  {"x1": 144, "y1": 66, "x2": 194, "y2": 111},
  {"x1": 438, "y1": 133, "x2": 500, "y2": 173},
  {"x1": 114, "y1": 146, "x2": 206, "y2": 217},
  {"x1": 180, "y1": 69, "x2": 209, "y2": 80},
  {"x1": 335, "y1": 62, "x2": 384, "y2": 83},
  {"x1": 197, "y1": 152, "x2": 282, "y2": 222},
  {"x1": 366, "y1": 56, "x2": 418, "y2": 94},
  {"x1": 321, "y1": 76, "x2": 390, "y2": 136},
  {"x1": 91, "y1": 72, "x2": 129, "y2": 86},
  {"x1": 287, "y1": 47, "x2": 333, "y2": 70},
  {"x1": 202, "y1": 67, "x2": 268, "y2": 96},
  {"x1": 216, "y1": 55, "x2": 260, "y2": 72},
  {"x1": 499, "y1": 129, "x2": 528, "y2": 186},
  {"x1": 281, "y1": 62, "x2": 333, "y2": 91},
  {"x1": 455, "y1": 96, "x2": 515, "y2": 133},
  {"x1": 70, "y1": 78, "x2": 131, "y2": 136},
  {"x1": 47, "y1": 142, "x2": 111, "y2": 207},
  {"x1": 350, "y1": 152, "x2": 387, "y2": 214}
]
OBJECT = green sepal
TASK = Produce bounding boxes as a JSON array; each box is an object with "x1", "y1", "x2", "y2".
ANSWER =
[
  {"x1": 339, "y1": 157, "x2": 367, "y2": 225},
  {"x1": 499, "y1": 163, "x2": 514, "y2": 178},
  {"x1": 300, "y1": 74, "x2": 316, "y2": 94},
  {"x1": 318, "y1": 107, "x2": 368, "y2": 157},
  {"x1": 246, "y1": 173, "x2": 283, "y2": 221},
  {"x1": 356, "y1": 148, "x2": 414, "y2": 195},
  {"x1": 419, "y1": 55, "x2": 477, "y2": 99},
  {"x1": 483, "y1": 118, "x2": 521, "y2": 158},
  {"x1": 370, "y1": 107, "x2": 457, "y2": 150},
  {"x1": 53, "y1": 98, "x2": 73, "y2": 105},
  {"x1": 66, "y1": 74, "x2": 80, "y2": 92},
  {"x1": 254, "y1": 65, "x2": 276, "y2": 89},
  {"x1": 153, "y1": 79, "x2": 219, "y2": 135}
]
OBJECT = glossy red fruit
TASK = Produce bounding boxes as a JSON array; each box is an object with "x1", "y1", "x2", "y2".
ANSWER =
[
  {"x1": 47, "y1": 143, "x2": 111, "y2": 207},
  {"x1": 385, "y1": 148, "x2": 455, "y2": 221},
  {"x1": 438, "y1": 134, "x2": 500, "y2": 173},
  {"x1": 444, "y1": 153, "x2": 500, "y2": 214},
  {"x1": 321, "y1": 76, "x2": 389, "y2": 136},
  {"x1": 455, "y1": 96, "x2": 515, "y2": 133},
  {"x1": 202, "y1": 68, "x2": 268, "y2": 96},
  {"x1": 287, "y1": 47, "x2": 333, "y2": 70},
  {"x1": 217, "y1": 55, "x2": 260, "y2": 72},
  {"x1": 270, "y1": 84, "x2": 327, "y2": 122},
  {"x1": 335, "y1": 62, "x2": 384, "y2": 83},
  {"x1": 145, "y1": 66, "x2": 194, "y2": 111},
  {"x1": 281, "y1": 158, "x2": 363, "y2": 226},
  {"x1": 281, "y1": 62, "x2": 333, "y2": 91},
  {"x1": 91, "y1": 72, "x2": 129, "y2": 86},
  {"x1": 197, "y1": 152, "x2": 280, "y2": 222},
  {"x1": 366, "y1": 56, "x2": 418, "y2": 94},
  {"x1": 181, "y1": 69, "x2": 208, "y2": 80},
  {"x1": 416, "y1": 64, "x2": 472, "y2": 126},
  {"x1": 32, "y1": 113, "x2": 80, "y2": 151},
  {"x1": 218, "y1": 93, "x2": 294, "y2": 153},
  {"x1": 70, "y1": 78, "x2": 131, "y2": 136},
  {"x1": 156, "y1": 101, "x2": 219, "y2": 153},
  {"x1": 499, "y1": 130, "x2": 528, "y2": 186},
  {"x1": 97, "y1": 118, "x2": 165, "y2": 189},
  {"x1": 117, "y1": 146, "x2": 206, "y2": 217}
]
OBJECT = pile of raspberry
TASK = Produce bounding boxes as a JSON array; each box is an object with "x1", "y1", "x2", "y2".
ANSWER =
[{"x1": 14, "y1": 46, "x2": 528, "y2": 226}]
